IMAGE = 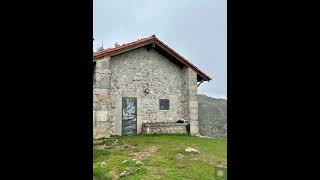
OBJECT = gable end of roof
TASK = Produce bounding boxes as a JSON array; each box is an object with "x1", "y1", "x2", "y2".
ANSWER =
[{"x1": 93, "y1": 35, "x2": 212, "y2": 82}]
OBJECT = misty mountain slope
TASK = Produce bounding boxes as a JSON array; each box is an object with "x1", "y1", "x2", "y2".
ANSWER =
[{"x1": 198, "y1": 94, "x2": 227, "y2": 138}]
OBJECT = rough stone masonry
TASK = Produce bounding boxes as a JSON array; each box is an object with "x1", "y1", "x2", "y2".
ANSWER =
[{"x1": 93, "y1": 35, "x2": 211, "y2": 139}]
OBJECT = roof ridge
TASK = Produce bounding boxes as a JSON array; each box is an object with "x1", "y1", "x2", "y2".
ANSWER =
[
  {"x1": 95, "y1": 35, "x2": 155, "y2": 54},
  {"x1": 93, "y1": 35, "x2": 212, "y2": 81}
]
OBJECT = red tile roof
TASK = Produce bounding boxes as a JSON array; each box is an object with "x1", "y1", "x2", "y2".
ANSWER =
[{"x1": 93, "y1": 35, "x2": 212, "y2": 81}]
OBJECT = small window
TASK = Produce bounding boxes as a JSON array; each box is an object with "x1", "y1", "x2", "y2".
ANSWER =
[{"x1": 159, "y1": 99, "x2": 169, "y2": 110}]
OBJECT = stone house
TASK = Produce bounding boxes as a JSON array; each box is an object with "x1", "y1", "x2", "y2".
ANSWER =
[{"x1": 93, "y1": 35, "x2": 211, "y2": 138}]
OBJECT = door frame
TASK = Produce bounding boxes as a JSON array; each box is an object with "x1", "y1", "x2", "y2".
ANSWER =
[{"x1": 121, "y1": 97, "x2": 137, "y2": 136}]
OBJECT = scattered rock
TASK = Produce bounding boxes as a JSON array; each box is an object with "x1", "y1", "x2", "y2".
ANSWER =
[
  {"x1": 119, "y1": 170, "x2": 130, "y2": 177},
  {"x1": 95, "y1": 144, "x2": 106, "y2": 150},
  {"x1": 112, "y1": 139, "x2": 118, "y2": 146},
  {"x1": 135, "y1": 161, "x2": 144, "y2": 166},
  {"x1": 176, "y1": 153, "x2": 184, "y2": 159},
  {"x1": 121, "y1": 160, "x2": 128, "y2": 164},
  {"x1": 190, "y1": 157, "x2": 200, "y2": 161},
  {"x1": 100, "y1": 161, "x2": 106, "y2": 167},
  {"x1": 216, "y1": 169, "x2": 225, "y2": 177},
  {"x1": 119, "y1": 168, "x2": 141, "y2": 178},
  {"x1": 214, "y1": 163, "x2": 227, "y2": 168},
  {"x1": 185, "y1": 147, "x2": 200, "y2": 153}
]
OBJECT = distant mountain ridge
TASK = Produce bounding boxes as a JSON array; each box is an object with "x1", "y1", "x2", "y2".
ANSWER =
[{"x1": 198, "y1": 94, "x2": 227, "y2": 138}]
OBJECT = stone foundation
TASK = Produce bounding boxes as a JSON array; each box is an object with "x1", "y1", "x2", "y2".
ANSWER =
[{"x1": 142, "y1": 122, "x2": 189, "y2": 134}]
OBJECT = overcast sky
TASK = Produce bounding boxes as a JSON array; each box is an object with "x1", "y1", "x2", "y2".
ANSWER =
[{"x1": 93, "y1": 0, "x2": 227, "y2": 99}]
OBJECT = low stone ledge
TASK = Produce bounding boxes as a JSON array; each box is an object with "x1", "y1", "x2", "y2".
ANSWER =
[{"x1": 142, "y1": 122, "x2": 189, "y2": 134}]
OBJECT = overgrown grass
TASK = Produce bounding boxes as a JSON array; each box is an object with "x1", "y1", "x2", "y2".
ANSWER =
[{"x1": 93, "y1": 134, "x2": 227, "y2": 180}]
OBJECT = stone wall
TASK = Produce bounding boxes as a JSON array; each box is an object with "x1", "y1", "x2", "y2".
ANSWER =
[
  {"x1": 93, "y1": 46, "x2": 200, "y2": 138},
  {"x1": 110, "y1": 47, "x2": 189, "y2": 135},
  {"x1": 184, "y1": 68, "x2": 199, "y2": 136},
  {"x1": 93, "y1": 57, "x2": 113, "y2": 138},
  {"x1": 142, "y1": 122, "x2": 188, "y2": 134}
]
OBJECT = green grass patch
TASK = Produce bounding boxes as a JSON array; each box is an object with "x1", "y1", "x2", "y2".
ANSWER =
[{"x1": 93, "y1": 134, "x2": 227, "y2": 179}]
